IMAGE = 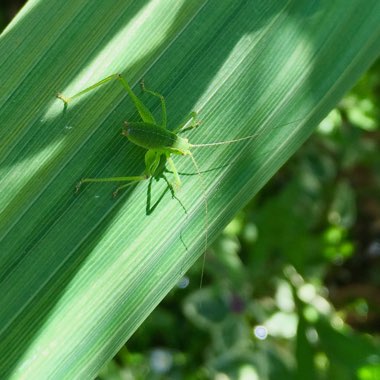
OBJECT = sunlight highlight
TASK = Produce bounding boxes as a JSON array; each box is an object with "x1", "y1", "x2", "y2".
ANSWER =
[{"x1": 44, "y1": 0, "x2": 185, "y2": 121}]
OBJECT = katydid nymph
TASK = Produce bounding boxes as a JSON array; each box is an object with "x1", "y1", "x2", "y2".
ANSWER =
[
  {"x1": 57, "y1": 74, "x2": 295, "y2": 284},
  {"x1": 57, "y1": 74, "x2": 266, "y2": 196}
]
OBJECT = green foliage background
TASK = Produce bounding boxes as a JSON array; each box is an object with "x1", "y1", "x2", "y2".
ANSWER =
[{"x1": 1, "y1": 1, "x2": 380, "y2": 379}]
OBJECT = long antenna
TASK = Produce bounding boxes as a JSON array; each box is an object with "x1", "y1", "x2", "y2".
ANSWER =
[
  {"x1": 191, "y1": 133, "x2": 261, "y2": 147},
  {"x1": 191, "y1": 118, "x2": 303, "y2": 148},
  {"x1": 187, "y1": 117, "x2": 303, "y2": 287},
  {"x1": 188, "y1": 152, "x2": 208, "y2": 289}
]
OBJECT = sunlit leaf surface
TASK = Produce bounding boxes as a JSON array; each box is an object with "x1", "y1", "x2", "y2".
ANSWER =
[{"x1": 0, "y1": 0, "x2": 379, "y2": 378}]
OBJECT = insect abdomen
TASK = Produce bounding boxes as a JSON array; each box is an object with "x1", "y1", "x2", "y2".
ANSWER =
[
  {"x1": 123, "y1": 122, "x2": 190, "y2": 153},
  {"x1": 124, "y1": 122, "x2": 175, "y2": 149}
]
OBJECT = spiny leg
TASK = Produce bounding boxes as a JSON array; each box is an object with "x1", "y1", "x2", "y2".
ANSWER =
[
  {"x1": 140, "y1": 80, "x2": 167, "y2": 129},
  {"x1": 57, "y1": 74, "x2": 156, "y2": 124},
  {"x1": 117, "y1": 75, "x2": 156, "y2": 124},
  {"x1": 76, "y1": 175, "x2": 147, "y2": 195},
  {"x1": 173, "y1": 111, "x2": 201, "y2": 134},
  {"x1": 57, "y1": 74, "x2": 119, "y2": 104},
  {"x1": 166, "y1": 156, "x2": 182, "y2": 189}
]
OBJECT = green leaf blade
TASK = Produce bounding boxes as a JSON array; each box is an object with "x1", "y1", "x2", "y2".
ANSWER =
[{"x1": 0, "y1": 0, "x2": 379, "y2": 378}]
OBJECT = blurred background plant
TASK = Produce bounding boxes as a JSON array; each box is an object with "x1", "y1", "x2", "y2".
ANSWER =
[{"x1": 2, "y1": 3, "x2": 379, "y2": 380}]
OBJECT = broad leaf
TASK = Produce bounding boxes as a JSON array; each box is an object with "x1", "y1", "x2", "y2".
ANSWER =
[{"x1": 1, "y1": 0, "x2": 379, "y2": 378}]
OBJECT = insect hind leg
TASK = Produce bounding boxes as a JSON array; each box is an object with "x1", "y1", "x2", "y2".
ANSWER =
[
  {"x1": 140, "y1": 80, "x2": 167, "y2": 129},
  {"x1": 56, "y1": 73, "x2": 157, "y2": 125}
]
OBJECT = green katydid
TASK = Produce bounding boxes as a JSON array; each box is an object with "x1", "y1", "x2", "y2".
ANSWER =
[
  {"x1": 57, "y1": 74, "x2": 299, "y2": 285},
  {"x1": 57, "y1": 74, "x2": 265, "y2": 196}
]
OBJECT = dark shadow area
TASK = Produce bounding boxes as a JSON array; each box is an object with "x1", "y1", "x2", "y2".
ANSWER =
[
  {"x1": 145, "y1": 171, "x2": 187, "y2": 216},
  {"x1": 0, "y1": 0, "x2": 26, "y2": 32}
]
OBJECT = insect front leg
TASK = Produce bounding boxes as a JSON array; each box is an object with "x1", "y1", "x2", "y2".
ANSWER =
[{"x1": 173, "y1": 111, "x2": 200, "y2": 134}]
